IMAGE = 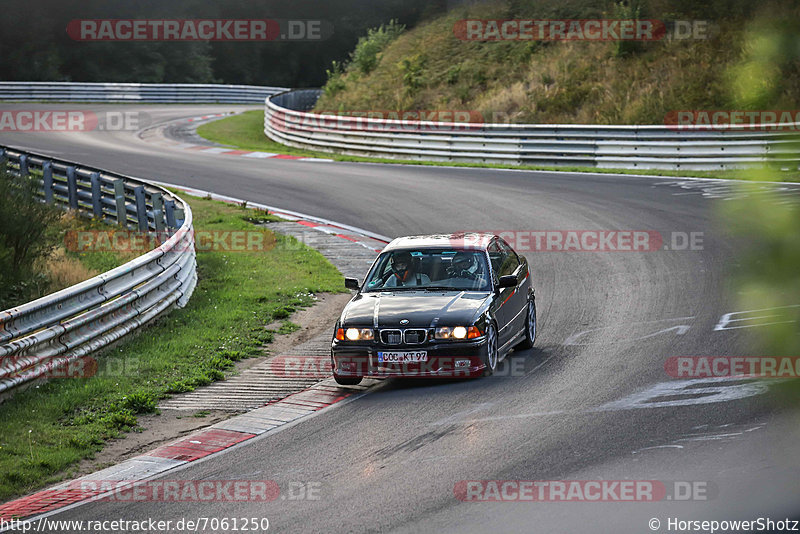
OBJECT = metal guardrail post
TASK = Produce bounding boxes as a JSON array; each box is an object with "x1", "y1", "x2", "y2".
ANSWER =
[
  {"x1": 66, "y1": 166, "x2": 78, "y2": 209},
  {"x1": 165, "y1": 199, "x2": 177, "y2": 228},
  {"x1": 134, "y1": 186, "x2": 148, "y2": 231},
  {"x1": 0, "y1": 143, "x2": 197, "y2": 396},
  {"x1": 90, "y1": 172, "x2": 102, "y2": 218},
  {"x1": 175, "y1": 206, "x2": 185, "y2": 227},
  {"x1": 113, "y1": 179, "x2": 127, "y2": 227},
  {"x1": 42, "y1": 161, "x2": 54, "y2": 203},
  {"x1": 152, "y1": 193, "x2": 166, "y2": 232}
]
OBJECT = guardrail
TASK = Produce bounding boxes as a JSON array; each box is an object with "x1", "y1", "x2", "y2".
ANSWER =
[
  {"x1": 264, "y1": 89, "x2": 800, "y2": 171},
  {"x1": 0, "y1": 82, "x2": 289, "y2": 103},
  {"x1": 0, "y1": 145, "x2": 197, "y2": 396}
]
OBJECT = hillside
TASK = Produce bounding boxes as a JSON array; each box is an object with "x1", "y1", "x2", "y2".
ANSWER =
[{"x1": 315, "y1": 0, "x2": 800, "y2": 125}]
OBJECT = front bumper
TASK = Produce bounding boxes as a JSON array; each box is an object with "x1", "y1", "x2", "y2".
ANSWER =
[{"x1": 331, "y1": 337, "x2": 487, "y2": 378}]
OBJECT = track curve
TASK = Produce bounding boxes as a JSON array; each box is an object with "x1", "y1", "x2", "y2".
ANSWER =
[{"x1": 1, "y1": 104, "x2": 798, "y2": 533}]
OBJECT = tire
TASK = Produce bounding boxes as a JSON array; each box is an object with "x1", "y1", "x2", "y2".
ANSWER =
[
  {"x1": 481, "y1": 323, "x2": 499, "y2": 376},
  {"x1": 515, "y1": 298, "x2": 537, "y2": 350},
  {"x1": 333, "y1": 373, "x2": 363, "y2": 386}
]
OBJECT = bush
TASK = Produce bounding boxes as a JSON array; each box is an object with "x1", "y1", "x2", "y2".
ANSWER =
[
  {"x1": 0, "y1": 163, "x2": 61, "y2": 308},
  {"x1": 612, "y1": 0, "x2": 644, "y2": 57},
  {"x1": 323, "y1": 61, "x2": 347, "y2": 98},
  {"x1": 350, "y1": 19, "x2": 405, "y2": 74},
  {"x1": 399, "y1": 53, "x2": 428, "y2": 93}
]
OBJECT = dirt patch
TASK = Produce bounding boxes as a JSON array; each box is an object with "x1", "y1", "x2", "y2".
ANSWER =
[{"x1": 71, "y1": 292, "x2": 351, "y2": 478}]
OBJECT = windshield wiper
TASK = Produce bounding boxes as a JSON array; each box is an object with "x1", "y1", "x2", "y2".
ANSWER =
[
  {"x1": 366, "y1": 286, "x2": 480, "y2": 293},
  {"x1": 423, "y1": 286, "x2": 465, "y2": 291},
  {"x1": 365, "y1": 286, "x2": 423, "y2": 292}
]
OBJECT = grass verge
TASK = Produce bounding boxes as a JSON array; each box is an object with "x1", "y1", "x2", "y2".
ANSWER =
[
  {"x1": 197, "y1": 111, "x2": 319, "y2": 158},
  {"x1": 198, "y1": 110, "x2": 800, "y2": 182},
  {"x1": 0, "y1": 194, "x2": 344, "y2": 502}
]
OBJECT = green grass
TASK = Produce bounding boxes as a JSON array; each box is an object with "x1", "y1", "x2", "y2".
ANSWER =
[
  {"x1": 197, "y1": 111, "x2": 319, "y2": 158},
  {"x1": 198, "y1": 110, "x2": 800, "y2": 182},
  {"x1": 0, "y1": 194, "x2": 344, "y2": 502}
]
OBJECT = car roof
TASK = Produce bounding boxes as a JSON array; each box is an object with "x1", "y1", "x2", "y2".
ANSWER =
[{"x1": 382, "y1": 233, "x2": 496, "y2": 252}]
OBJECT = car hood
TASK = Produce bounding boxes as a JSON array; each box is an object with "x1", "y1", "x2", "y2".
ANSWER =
[{"x1": 341, "y1": 291, "x2": 491, "y2": 328}]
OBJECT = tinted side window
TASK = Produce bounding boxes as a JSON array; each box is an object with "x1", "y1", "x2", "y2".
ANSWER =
[
  {"x1": 487, "y1": 241, "x2": 503, "y2": 281},
  {"x1": 497, "y1": 239, "x2": 520, "y2": 277}
]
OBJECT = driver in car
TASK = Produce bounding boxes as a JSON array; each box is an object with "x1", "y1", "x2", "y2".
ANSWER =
[
  {"x1": 384, "y1": 251, "x2": 431, "y2": 287},
  {"x1": 448, "y1": 251, "x2": 488, "y2": 288}
]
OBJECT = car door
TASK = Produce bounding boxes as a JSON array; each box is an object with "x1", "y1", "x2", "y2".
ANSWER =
[
  {"x1": 495, "y1": 238, "x2": 527, "y2": 346},
  {"x1": 488, "y1": 239, "x2": 519, "y2": 348}
]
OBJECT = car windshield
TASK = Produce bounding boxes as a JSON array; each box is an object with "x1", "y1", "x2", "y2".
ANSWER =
[{"x1": 362, "y1": 248, "x2": 491, "y2": 292}]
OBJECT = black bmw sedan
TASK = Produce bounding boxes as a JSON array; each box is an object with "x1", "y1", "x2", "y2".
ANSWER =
[{"x1": 330, "y1": 233, "x2": 536, "y2": 385}]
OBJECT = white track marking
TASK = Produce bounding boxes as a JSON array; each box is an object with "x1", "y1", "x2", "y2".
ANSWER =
[
  {"x1": 595, "y1": 377, "x2": 769, "y2": 411},
  {"x1": 714, "y1": 304, "x2": 800, "y2": 331},
  {"x1": 242, "y1": 151, "x2": 279, "y2": 158},
  {"x1": 564, "y1": 317, "x2": 694, "y2": 345},
  {"x1": 632, "y1": 445, "x2": 685, "y2": 454},
  {"x1": 430, "y1": 378, "x2": 772, "y2": 426}
]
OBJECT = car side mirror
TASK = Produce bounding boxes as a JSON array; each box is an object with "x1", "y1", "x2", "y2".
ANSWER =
[
  {"x1": 344, "y1": 278, "x2": 361, "y2": 290},
  {"x1": 498, "y1": 275, "x2": 517, "y2": 289}
]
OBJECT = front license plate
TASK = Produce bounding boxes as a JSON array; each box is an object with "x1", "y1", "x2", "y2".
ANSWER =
[{"x1": 377, "y1": 351, "x2": 428, "y2": 363}]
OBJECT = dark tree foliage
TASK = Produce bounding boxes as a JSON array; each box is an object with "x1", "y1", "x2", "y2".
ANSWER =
[{"x1": 0, "y1": 0, "x2": 436, "y2": 87}]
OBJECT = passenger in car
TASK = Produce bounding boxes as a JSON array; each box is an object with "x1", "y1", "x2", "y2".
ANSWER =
[{"x1": 384, "y1": 251, "x2": 431, "y2": 287}]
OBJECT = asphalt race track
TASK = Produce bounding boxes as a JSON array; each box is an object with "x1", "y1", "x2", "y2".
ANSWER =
[{"x1": 2, "y1": 104, "x2": 799, "y2": 533}]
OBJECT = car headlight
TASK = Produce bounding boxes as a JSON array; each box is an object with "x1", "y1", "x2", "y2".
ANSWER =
[
  {"x1": 435, "y1": 326, "x2": 482, "y2": 339},
  {"x1": 336, "y1": 328, "x2": 374, "y2": 341}
]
